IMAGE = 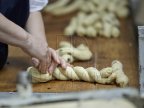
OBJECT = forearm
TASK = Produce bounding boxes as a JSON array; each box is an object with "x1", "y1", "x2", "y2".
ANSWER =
[
  {"x1": 25, "y1": 11, "x2": 48, "y2": 46},
  {"x1": 0, "y1": 13, "x2": 29, "y2": 48}
]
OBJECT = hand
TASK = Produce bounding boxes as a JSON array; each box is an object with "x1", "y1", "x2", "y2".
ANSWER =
[
  {"x1": 31, "y1": 48, "x2": 70, "y2": 74},
  {"x1": 21, "y1": 34, "x2": 69, "y2": 73},
  {"x1": 21, "y1": 34, "x2": 56, "y2": 73}
]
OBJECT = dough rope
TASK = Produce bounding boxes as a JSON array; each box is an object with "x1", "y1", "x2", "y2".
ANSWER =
[
  {"x1": 44, "y1": 0, "x2": 129, "y2": 18},
  {"x1": 44, "y1": 0, "x2": 129, "y2": 38},
  {"x1": 57, "y1": 41, "x2": 92, "y2": 63},
  {"x1": 64, "y1": 12, "x2": 121, "y2": 38},
  {"x1": 27, "y1": 60, "x2": 129, "y2": 87},
  {"x1": 44, "y1": 0, "x2": 84, "y2": 15},
  {"x1": 44, "y1": 0, "x2": 70, "y2": 12},
  {"x1": 111, "y1": 60, "x2": 129, "y2": 87}
]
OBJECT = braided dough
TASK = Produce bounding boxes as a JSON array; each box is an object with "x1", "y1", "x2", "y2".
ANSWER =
[
  {"x1": 27, "y1": 60, "x2": 128, "y2": 87},
  {"x1": 44, "y1": 0, "x2": 129, "y2": 38},
  {"x1": 64, "y1": 12, "x2": 120, "y2": 38},
  {"x1": 57, "y1": 41, "x2": 92, "y2": 63},
  {"x1": 44, "y1": 0, "x2": 129, "y2": 18}
]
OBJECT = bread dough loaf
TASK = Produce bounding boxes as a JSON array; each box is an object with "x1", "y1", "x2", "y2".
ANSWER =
[
  {"x1": 27, "y1": 60, "x2": 128, "y2": 87},
  {"x1": 44, "y1": 0, "x2": 129, "y2": 38},
  {"x1": 57, "y1": 41, "x2": 92, "y2": 63}
]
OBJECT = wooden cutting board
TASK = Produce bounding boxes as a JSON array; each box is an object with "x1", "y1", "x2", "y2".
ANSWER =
[{"x1": 0, "y1": 12, "x2": 139, "y2": 92}]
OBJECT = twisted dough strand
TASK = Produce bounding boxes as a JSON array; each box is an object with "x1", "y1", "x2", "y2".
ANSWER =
[
  {"x1": 111, "y1": 60, "x2": 129, "y2": 87},
  {"x1": 27, "y1": 60, "x2": 128, "y2": 87},
  {"x1": 27, "y1": 66, "x2": 115, "y2": 84},
  {"x1": 57, "y1": 41, "x2": 92, "y2": 63}
]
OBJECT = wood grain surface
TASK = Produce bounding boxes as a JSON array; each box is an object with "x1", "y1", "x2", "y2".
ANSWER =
[{"x1": 0, "y1": 12, "x2": 139, "y2": 92}]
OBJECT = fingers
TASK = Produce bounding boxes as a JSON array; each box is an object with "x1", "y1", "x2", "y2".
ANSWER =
[
  {"x1": 38, "y1": 51, "x2": 52, "y2": 74},
  {"x1": 32, "y1": 57, "x2": 50, "y2": 74},
  {"x1": 34, "y1": 48, "x2": 71, "y2": 74},
  {"x1": 38, "y1": 61, "x2": 48, "y2": 74},
  {"x1": 32, "y1": 57, "x2": 39, "y2": 67},
  {"x1": 49, "y1": 48, "x2": 60, "y2": 64},
  {"x1": 48, "y1": 57, "x2": 69, "y2": 74},
  {"x1": 48, "y1": 48, "x2": 69, "y2": 69},
  {"x1": 59, "y1": 57, "x2": 68, "y2": 69},
  {"x1": 48, "y1": 61, "x2": 58, "y2": 74}
]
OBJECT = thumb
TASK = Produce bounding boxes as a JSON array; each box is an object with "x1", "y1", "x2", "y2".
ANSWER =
[{"x1": 32, "y1": 57, "x2": 40, "y2": 67}]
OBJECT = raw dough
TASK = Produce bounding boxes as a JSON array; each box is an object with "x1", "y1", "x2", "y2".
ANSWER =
[
  {"x1": 27, "y1": 60, "x2": 128, "y2": 87},
  {"x1": 57, "y1": 41, "x2": 92, "y2": 63},
  {"x1": 44, "y1": 0, "x2": 129, "y2": 38}
]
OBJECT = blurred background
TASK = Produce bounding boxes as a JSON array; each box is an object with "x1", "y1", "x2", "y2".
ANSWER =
[{"x1": 131, "y1": 0, "x2": 144, "y2": 25}]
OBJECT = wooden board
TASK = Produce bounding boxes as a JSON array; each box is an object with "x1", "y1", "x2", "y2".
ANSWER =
[{"x1": 0, "y1": 12, "x2": 139, "y2": 92}]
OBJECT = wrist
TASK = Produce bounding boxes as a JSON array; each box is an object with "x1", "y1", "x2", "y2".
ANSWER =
[{"x1": 19, "y1": 32, "x2": 31, "y2": 49}]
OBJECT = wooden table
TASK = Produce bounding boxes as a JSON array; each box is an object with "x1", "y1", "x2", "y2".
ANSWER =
[{"x1": 0, "y1": 12, "x2": 139, "y2": 92}]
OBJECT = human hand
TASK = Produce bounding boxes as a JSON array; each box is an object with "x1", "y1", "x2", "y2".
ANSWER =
[
  {"x1": 31, "y1": 48, "x2": 70, "y2": 74},
  {"x1": 21, "y1": 34, "x2": 69, "y2": 73},
  {"x1": 21, "y1": 34, "x2": 56, "y2": 73}
]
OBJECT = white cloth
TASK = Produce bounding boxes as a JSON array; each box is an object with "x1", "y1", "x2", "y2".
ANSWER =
[{"x1": 30, "y1": 0, "x2": 48, "y2": 12}]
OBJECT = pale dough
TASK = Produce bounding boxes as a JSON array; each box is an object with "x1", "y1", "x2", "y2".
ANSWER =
[
  {"x1": 27, "y1": 60, "x2": 128, "y2": 87},
  {"x1": 44, "y1": 0, "x2": 129, "y2": 38},
  {"x1": 57, "y1": 41, "x2": 92, "y2": 63}
]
